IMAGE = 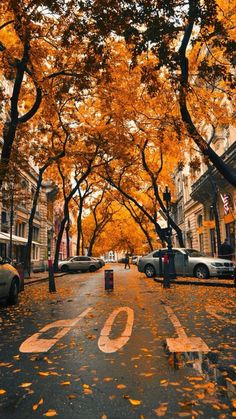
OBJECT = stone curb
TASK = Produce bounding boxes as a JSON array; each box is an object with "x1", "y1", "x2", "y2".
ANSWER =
[
  {"x1": 153, "y1": 277, "x2": 235, "y2": 288},
  {"x1": 24, "y1": 273, "x2": 66, "y2": 286}
]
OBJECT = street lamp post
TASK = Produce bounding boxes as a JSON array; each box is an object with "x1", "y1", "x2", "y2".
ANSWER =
[{"x1": 163, "y1": 186, "x2": 176, "y2": 287}]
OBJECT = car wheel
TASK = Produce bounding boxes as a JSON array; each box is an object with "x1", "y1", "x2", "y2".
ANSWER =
[
  {"x1": 8, "y1": 278, "x2": 19, "y2": 305},
  {"x1": 61, "y1": 265, "x2": 69, "y2": 273},
  {"x1": 89, "y1": 265, "x2": 97, "y2": 272},
  {"x1": 194, "y1": 264, "x2": 209, "y2": 279},
  {"x1": 144, "y1": 264, "x2": 156, "y2": 278}
]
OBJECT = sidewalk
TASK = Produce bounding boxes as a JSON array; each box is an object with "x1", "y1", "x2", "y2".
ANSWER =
[{"x1": 23, "y1": 271, "x2": 65, "y2": 286}]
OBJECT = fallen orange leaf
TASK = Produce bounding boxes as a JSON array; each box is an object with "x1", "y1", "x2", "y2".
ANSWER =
[
  {"x1": 154, "y1": 404, "x2": 168, "y2": 416},
  {"x1": 32, "y1": 398, "x2": 44, "y2": 411},
  {"x1": 43, "y1": 409, "x2": 57, "y2": 417},
  {"x1": 60, "y1": 381, "x2": 71, "y2": 386},
  {"x1": 19, "y1": 383, "x2": 32, "y2": 388},
  {"x1": 117, "y1": 384, "x2": 127, "y2": 389},
  {"x1": 129, "y1": 399, "x2": 141, "y2": 406},
  {"x1": 0, "y1": 389, "x2": 6, "y2": 395}
]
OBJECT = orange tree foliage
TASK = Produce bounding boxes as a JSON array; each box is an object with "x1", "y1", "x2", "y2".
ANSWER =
[
  {"x1": 0, "y1": 0, "x2": 103, "y2": 189},
  {"x1": 62, "y1": 0, "x2": 236, "y2": 186},
  {"x1": 88, "y1": 201, "x2": 152, "y2": 257},
  {"x1": 75, "y1": 41, "x2": 185, "y2": 244}
]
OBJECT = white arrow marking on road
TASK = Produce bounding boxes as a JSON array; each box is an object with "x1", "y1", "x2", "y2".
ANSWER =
[
  {"x1": 98, "y1": 307, "x2": 134, "y2": 353},
  {"x1": 163, "y1": 303, "x2": 209, "y2": 353},
  {"x1": 19, "y1": 307, "x2": 92, "y2": 353}
]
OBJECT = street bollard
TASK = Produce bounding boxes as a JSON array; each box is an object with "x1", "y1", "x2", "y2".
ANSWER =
[
  {"x1": 105, "y1": 269, "x2": 114, "y2": 291},
  {"x1": 48, "y1": 259, "x2": 56, "y2": 293},
  {"x1": 163, "y1": 253, "x2": 170, "y2": 288}
]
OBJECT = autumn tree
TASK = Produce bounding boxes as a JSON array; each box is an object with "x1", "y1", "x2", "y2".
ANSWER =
[
  {"x1": 66, "y1": 0, "x2": 236, "y2": 186},
  {"x1": 76, "y1": 43, "x2": 185, "y2": 245},
  {"x1": 0, "y1": 0, "x2": 105, "y2": 189},
  {"x1": 83, "y1": 186, "x2": 116, "y2": 256}
]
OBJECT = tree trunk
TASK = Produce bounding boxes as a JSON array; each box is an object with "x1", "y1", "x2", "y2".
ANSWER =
[
  {"x1": 66, "y1": 217, "x2": 70, "y2": 258},
  {"x1": 53, "y1": 215, "x2": 68, "y2": 272},
  {"x1": 23, "y1": 169, "x2": 43, "y2": 276},
  {"x1": 76, "y1": 201, "x2": 83, "y2": 255}
]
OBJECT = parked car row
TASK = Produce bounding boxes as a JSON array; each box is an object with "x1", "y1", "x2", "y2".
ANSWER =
[
  {"x1": 58, "y1": 256, "x2": 105, "y2": 273},
  {"x1": 138, "y1": 248, "x2": 235, "y2": 279}
]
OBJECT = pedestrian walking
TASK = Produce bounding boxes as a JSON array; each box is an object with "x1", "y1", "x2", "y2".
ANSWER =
[
  {"x1": 124, "y1": 253, "x2": 130, "y2": 269},
  {"x1": 219, "y1": 239, "x2": 234, "y2": 260}
]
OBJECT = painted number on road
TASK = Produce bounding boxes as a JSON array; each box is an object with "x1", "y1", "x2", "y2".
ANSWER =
[
  {"x1": 98, "y1": 307, "x2": 134, "y2": 353},
  {"x1": 19, "y1": 306, "x2": 134, "y2": 354},
  {"x1": 19, "y1": 308, "x2": 92, "y2": 353}
]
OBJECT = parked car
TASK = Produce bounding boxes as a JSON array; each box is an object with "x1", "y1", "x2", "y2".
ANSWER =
[
  {"x1": 131, "y1": 255, "x2": 141, "y2": 265},
  {"x1": 118, "y1": 257, "x2": 127, "y2": 264},
  {"x1": 0, "y1": 258, "x2": 22, "y2": 305},
  {"x1": 138, "y1": 248, "x2": 235, "y2": 279},
  {"x1": 92, "y1": 257, "x2": 105, "y2": 267},
  {"x1": 58, "y1": 256, "x2": 101, "y2": 273}
]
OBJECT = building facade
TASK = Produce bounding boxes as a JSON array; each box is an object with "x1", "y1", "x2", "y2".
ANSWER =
[
  {"x1": 0, "y1": 168, "x2": 56, "y2": 271},
  {"x1": 172, "y1": 129, "x2": 236, "y2": 260}
]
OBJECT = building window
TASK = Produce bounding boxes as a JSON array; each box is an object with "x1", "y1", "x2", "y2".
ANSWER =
[
  {"x1": 32, "y1": 244, "x2": 39, "y2": 260},
  {"x1": 1, "y1": 211, "x2": 9, "y2": 233},
  {"x1": 197, "y1": 214, "x2": 203, "y2": 227},
  {"x1": 15, "y1": 222, "x2": 26, "y2": 237},
  {"x1": 32, "y1": 226, "x2": 39, "y2": 242}
]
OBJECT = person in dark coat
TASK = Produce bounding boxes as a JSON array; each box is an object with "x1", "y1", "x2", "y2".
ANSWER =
[
  {"x1": 219, "y1": 239, "x2": 234, "y2": 260},
  {"x1": 124, "y1": 253, "x2": 130, "y2": 269}
]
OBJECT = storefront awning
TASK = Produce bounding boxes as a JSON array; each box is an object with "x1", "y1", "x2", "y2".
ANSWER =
[{"x1": 0, "y1": 232, "x2": 43, "y2": 246}]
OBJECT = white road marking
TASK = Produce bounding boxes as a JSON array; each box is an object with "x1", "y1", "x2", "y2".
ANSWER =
[
  {"x1": 19, "y1": 307, "x2": 92, "y2": 353},
  {"x1": 205, "y1": 304, "x2": 236, "y2": 324},
  {"x1": 163, "y1": 303, "x2": 209, "y2": 353},
  {"x1": 98, "y1": 307, "x2": 134, "y2": 353}
]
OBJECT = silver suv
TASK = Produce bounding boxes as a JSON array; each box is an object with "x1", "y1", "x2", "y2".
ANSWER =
[
  {"x1": 138, "y1": 248, "x2": 235, "y2": 279},
  {"x1": 0, "y1": 259, "x2": 22, "y2": 305},
  {"x1": 58, "y1": 256, "x2": 101, "y2": 273}
]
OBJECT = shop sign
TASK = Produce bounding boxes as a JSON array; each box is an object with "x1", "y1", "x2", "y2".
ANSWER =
[
  {"x1": 224, "y1": 213, "x2": 234, "y2": 224},
  {"x1": 203, "y1": 220, "x2": 215, "y2": 228},
  {"x1": 197, "y1": 226, "x2": 204, "y2": 234}
]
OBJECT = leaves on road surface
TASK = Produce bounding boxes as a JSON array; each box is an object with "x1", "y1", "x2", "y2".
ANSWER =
[
  {"x1": 32, "y1": 398, "x2": 44, "y2": 411},
  {"x1": 128, "y1": 399, "x2": 142, "y2": 405},
  {"x1": 154, "y1": 404, "x2": 168, "y2": 416},
  {"x1": 117, "y1": 384, "x2": 127, "y2": 389},
  {"x1": 19, "y1": 382, "x2": 32, "y2": 388},
  {"x1": 43, "y1": 409, "x2": 58, "y2": 417},
  {"x1": 0, "y1": 389, "x2": 6, "y2": 395}
]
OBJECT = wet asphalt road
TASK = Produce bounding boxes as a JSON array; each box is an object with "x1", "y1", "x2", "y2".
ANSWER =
[{"x1": 0, "y1": 263, "x2": 235, "y2": 418}]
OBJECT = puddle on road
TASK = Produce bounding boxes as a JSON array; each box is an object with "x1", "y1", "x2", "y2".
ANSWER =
[{"x1": 167, "y1": 349, "x2": 236, "y2": 403}]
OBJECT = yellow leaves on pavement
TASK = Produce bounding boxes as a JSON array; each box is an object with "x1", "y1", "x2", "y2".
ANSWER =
[
  {"x1": 140, "y1": 372, "x2": 154, "y2": 377},
  {"x1": 0, "y1": 389, "x2": 6, "y2": 395},
  {"x1": 60, "y1": 381, "x2": 71, "y2": 386},
  {"x1": 32, "y1": 398, "x2": 44, "y2": 411},
  {"x1": 103, "y1": 377, "x2": 113, "y2": 382},
  {"x1": 128, "y1": 399, "x2": 142, "y2": 406},
  {"x1": 43, "y1": 409, "x2": 57, "y2": 417},
  {"x1": 68, "y1": 394, "x2": 77, "y2": 399},
  {"x1": 154, "y1": 404, "x2": 168, "y2": 416},
  {"x1": 19, "y1": 382, "x2": 32, "y2": 388},
  {"x1": 38, "y1": 372, "x2": 50, "y2": 377},
  {"x1": 83, "y1": 384, "x2": 93, "y2": 395},
  {"x1": 117, "y1": 384, "x2": 127, "y2": 389}
]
